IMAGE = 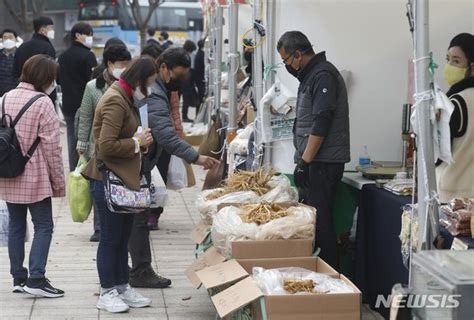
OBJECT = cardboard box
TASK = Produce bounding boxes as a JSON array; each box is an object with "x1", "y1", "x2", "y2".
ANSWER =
[
  {"x1": 217, "y1": 202, "x2": 316, "y2": 259},
  {"x1": 184, "y1": 247, "x2": 226, "y2": 288},
  {"x1": 231, "y1": 239, "x2": 314, "y2": 259},
  {"x1": 190, "y1": 220, "x2": 211, "y2": 245},
  {"x1": 197, "y1": 256, "x2": 361, "y2": 320}
]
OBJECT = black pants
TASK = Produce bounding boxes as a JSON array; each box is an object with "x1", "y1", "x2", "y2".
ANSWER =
[
  {"x1": 298, "y1": 162, "x2": 344, "y2": 270},
  {"x1": 128, "y1": 151, "x2": 171, "y2": 274},
  {"x1": 64, "y1": 114, "x2": 79, "y2": 172}
]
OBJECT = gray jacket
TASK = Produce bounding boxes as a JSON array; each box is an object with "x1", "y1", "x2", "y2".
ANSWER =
[
  {"x1": 294, "y1": 52, "x2": 350, "y2": 163},
  {"x1": 140, "y1": 78, "x2": 199, "y2": 172}
]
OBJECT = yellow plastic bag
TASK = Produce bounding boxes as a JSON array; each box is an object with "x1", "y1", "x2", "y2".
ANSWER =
[{"x1": 68, "y1": 156, "x2": 92, "y2": 222}]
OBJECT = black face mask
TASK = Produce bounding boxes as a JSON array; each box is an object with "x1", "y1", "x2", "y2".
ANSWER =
[
  {"x1": 165, "y1": 78, "x2": 181, "y2": 92},
  {"x1": 285, "y1": 64, "x2": 299, "y2": 78}
]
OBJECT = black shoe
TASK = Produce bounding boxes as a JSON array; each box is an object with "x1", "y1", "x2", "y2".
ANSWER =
[
  {"x1": 129, "y1": 267, "x2": 172, "y2": 289},
  {"x1": 89, "y1": 231, "x2": 100, "y2": 242},
  {"x1": 182, "y1": 118, "x2": 193, "y2": 123},
  {"x1": 24, "y1": 278, "x2": 65, "y2": 298},
  {"x1": 12, "y1": 278, "x2": 27, "y2": 293}
]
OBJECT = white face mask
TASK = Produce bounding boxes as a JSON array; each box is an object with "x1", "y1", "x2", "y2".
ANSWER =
[
  {"x1": 47, "y1": 30, "x2": 55, "y2": 40},
  {"x1": 3, "y1": 39, "x2": 16, "y2": 50},
  {"x1": 85, "y1": 36, "x2": 93, "y2": 48},
  {"x1": 45, "y1": 81, "x2": 57, "y2": 95},
  {"x1": 111, "y1": 67, "x2": 125, "y2": 80}
]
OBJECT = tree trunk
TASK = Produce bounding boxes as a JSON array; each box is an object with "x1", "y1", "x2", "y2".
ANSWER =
[{"x1": 140, "y1": 27, "x2": 147, "y2": 51}]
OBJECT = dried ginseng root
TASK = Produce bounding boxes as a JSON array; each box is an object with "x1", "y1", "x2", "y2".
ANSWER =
[
  {"x1": 240, "y1": 203, "x2": 290, "y2": 225},
  {"x1": 283, "y1": 279, "x2": 315, "y2": 294},
  {"x1": 206, "y1": 169, "x2": 276, "y2": 200}
]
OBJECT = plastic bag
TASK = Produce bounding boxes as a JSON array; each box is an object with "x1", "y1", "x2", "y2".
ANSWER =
[
  {"x1": 211, "y1": 204, "x2": 316, "y2": 256},
  {"x1": 167, "y1": 155, "x2": 188, "y2": 190},
  {"x1": 196, "y1": 190, "x2": 260, "y2": 224},
  {"x1": 256, "y1": 206, "x2": 316, "y2": 240},
  {"x1": 261, "y1": 175, "x2": 298, "y2": 203},
  {"x1": 68, "y1": 156, "x2": 92, "y2": 223},
  {"x1": 0, "y1": 200, "x2": 8, "y2": 246},
  {"x1": 211, "y1": 206, "x2": 259, "y2": 257},
  {"x1": 150, "y1": 167, "x2": 168, "y2": 208},
  {"x1": 252, "y1": 267, "x2": 355, "y2": 295}
]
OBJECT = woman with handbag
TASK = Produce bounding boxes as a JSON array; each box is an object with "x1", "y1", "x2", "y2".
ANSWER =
[
  {"x1": 0, "y1": 55, "x2": 65, "y2": 297},
  {"x1": 76, "y1": 44, "x2": 132, "y2": 242},
  {"x1": 82, "y1": 56, "x2": 157, "y2": 313}
]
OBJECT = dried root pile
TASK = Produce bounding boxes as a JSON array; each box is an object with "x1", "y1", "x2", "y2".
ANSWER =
[
  {"x1": 283, "y1": 279, "x2": 315, "y2": 294},
  {"x1": 240, "y1": 203, "x2": 290, "y2": 225},
  {"x1": 206, "y1": 169, "x2": 276, "y2": 200}
]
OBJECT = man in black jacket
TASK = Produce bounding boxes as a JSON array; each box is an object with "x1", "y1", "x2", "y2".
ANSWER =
[
  {"x1": 193, "y1": 39, "x2": 206, "y2": 107},
  {"x1": 58, "y1": 22, "x2": 97, "y2": 171},
  {"x1": 14, "y1": 17, "x2": 56, "y2": 101},
  {"x1": 277, "y1": 31, "x2": 350, "y2": 270},
  {"x1": 128, "y1": 48, "x2": 218, "y2": 289}
]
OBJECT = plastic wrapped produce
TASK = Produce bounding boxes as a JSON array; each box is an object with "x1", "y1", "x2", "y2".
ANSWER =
[
  {"x1": 211, "y1": 204, "x2": 316, "y2": 257},
  {"x1": 439, "y1": 198, "x2": 473, "y2": 237},
  {"x1": 252, "y1": 267, "x2": 355, "y2": 295}
]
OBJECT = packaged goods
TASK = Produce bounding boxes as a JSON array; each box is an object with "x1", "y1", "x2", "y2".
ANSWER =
[
  {"x1": 252, "y1": 267, "x2": 355, "y2": 295},
  {"x1": 439, "y1": 198, "x2": 474, "y2": 237},
  {"x1": 211, "y1": 204, "x2": 316, "y2": 257}
]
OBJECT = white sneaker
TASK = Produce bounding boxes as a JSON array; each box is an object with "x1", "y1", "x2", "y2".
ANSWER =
[
  {"x1": 97, "y1": 289, "x2": 129, "y2": 313},
  {"x1": 119, "y1": 285, "x2": 151, "y2": 308}
]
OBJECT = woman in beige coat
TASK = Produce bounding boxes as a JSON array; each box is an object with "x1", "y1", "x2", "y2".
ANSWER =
[{"x1": 82, "y1": 57, "x2": 157, "y2": 314}]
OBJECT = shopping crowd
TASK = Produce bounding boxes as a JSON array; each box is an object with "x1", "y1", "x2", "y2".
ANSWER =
[
  {"x1": 0, "y1": 17, "x2": 217, "y2": 313},
  {"x1": 0, "y1": 14, "x2": 473, "y2": 316}
]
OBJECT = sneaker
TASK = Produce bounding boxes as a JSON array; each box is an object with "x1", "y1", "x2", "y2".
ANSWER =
[
  {"x1": 97, "y1": 289, "x2": 129, "y2": 313},
  {"x1": 24, "y1": 278, "x2": 64, "y2": 298},
  {"x1": 119, "y1": 285, "x2": 151, "y2": 308},
  {"x1": 89, "y1": 231, "x2": 100, "y2": 242},
  {"x1": 129, "y1": 267, "x2": 172, "y2": 289},
  {"x1": 12, "y1": 278, "x2": 27, "y2": 293},
  {"x1": 147, "y1": 215, "x2": 159, "y2": 230}
]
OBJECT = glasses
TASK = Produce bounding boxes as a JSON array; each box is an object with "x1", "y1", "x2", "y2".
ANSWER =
[{"x1": 282, "y1": 50, "x2": 297, "y2": 64}]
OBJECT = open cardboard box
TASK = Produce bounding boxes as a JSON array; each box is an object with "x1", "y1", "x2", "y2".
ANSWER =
[
  {"x1": 196, "y1": 256, "x2": 361, "y2": 320},
  {"x1": 217, "y1": 202, "x2": 316, "y2": 259}
]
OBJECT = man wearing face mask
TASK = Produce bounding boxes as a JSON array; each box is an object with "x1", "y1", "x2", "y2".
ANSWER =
[
  {"x1": 14, "y1": 17, "x2": 56, "y2": 91},
  {"x1": 277, "y1": 31, "x2": 350, "y2": 270},
  {"x1": 58, "y1": 22, "x2": 98, "y2": 172},
  {"x1": 436, "y1": 33, "x2": 474, "y2": 202},
  {"x1": 127, "y1": 48, "x2": 219, "y2": 289},
  {"x1": 0, "y1": 29, "x2": 19, "y2": 97}
]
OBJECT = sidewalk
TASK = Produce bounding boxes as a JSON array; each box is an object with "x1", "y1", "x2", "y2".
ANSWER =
[
  {"x1": 0, "y1": 132, "x2": 215, "y2": 320},
  {"x1": 0, "y1": 132, "x2": 383, "y2": 320}
]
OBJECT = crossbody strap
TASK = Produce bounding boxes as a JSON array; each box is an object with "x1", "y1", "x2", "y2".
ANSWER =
[{"x1": 12, "y1": 94, "x2": 46, "y2": 127}]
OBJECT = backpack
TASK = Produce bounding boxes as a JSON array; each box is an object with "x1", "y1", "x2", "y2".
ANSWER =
[{"x1": 0, "y1": 94, "x2": 45, "y2": 178}]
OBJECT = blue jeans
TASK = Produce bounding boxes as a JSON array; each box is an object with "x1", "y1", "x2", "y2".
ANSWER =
[
  {"x1": 90, "y1": 179, "x2": 134, "y2": 289},
  {"x1": 7, "y1": 197, "x2": 53, "y2": 280}
]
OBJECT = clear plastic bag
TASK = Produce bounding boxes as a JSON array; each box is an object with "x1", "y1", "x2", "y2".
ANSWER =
[
  {"x1": 211, "y1": 206, "x2": 260, "y2": 257},
  {"x1": 150, "y1": 167, "x2": 168, "y2": 208},
  {"x1": 196, "y1": 189, "x2": 260, "y2": 224},
  {"x1": 252, "y1": 267, "x2": 355, "y2": 295},
  {"x1": 167, "y1": 155, "x2": 188, "y2": 190},
  {"x1": 211, "y1": 205, "x2": 316, "y2": 256},
  {"x1": 261, "y1": 175, "x2": 298, "y2": 203},
  {"x1": 256, "y1": 206, "x2": 316, "y2": 240}
]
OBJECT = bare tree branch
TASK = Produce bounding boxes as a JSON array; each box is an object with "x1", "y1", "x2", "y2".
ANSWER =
[
  {"x1": 143, "y1": 0, "x2": 162, "y2": 26},
  {"x1": 2, "y1": 0, "x2": 24, "y2": 27}
]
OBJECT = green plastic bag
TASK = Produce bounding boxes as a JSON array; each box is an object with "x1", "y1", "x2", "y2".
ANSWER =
[{"x1": 68, "y1": 156, "x2": 92, "y2": 222}]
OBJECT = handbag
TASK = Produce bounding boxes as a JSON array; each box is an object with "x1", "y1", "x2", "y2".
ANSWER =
[{"x1": 100, "y1": 163, "x2": 151, "y2": 214}]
